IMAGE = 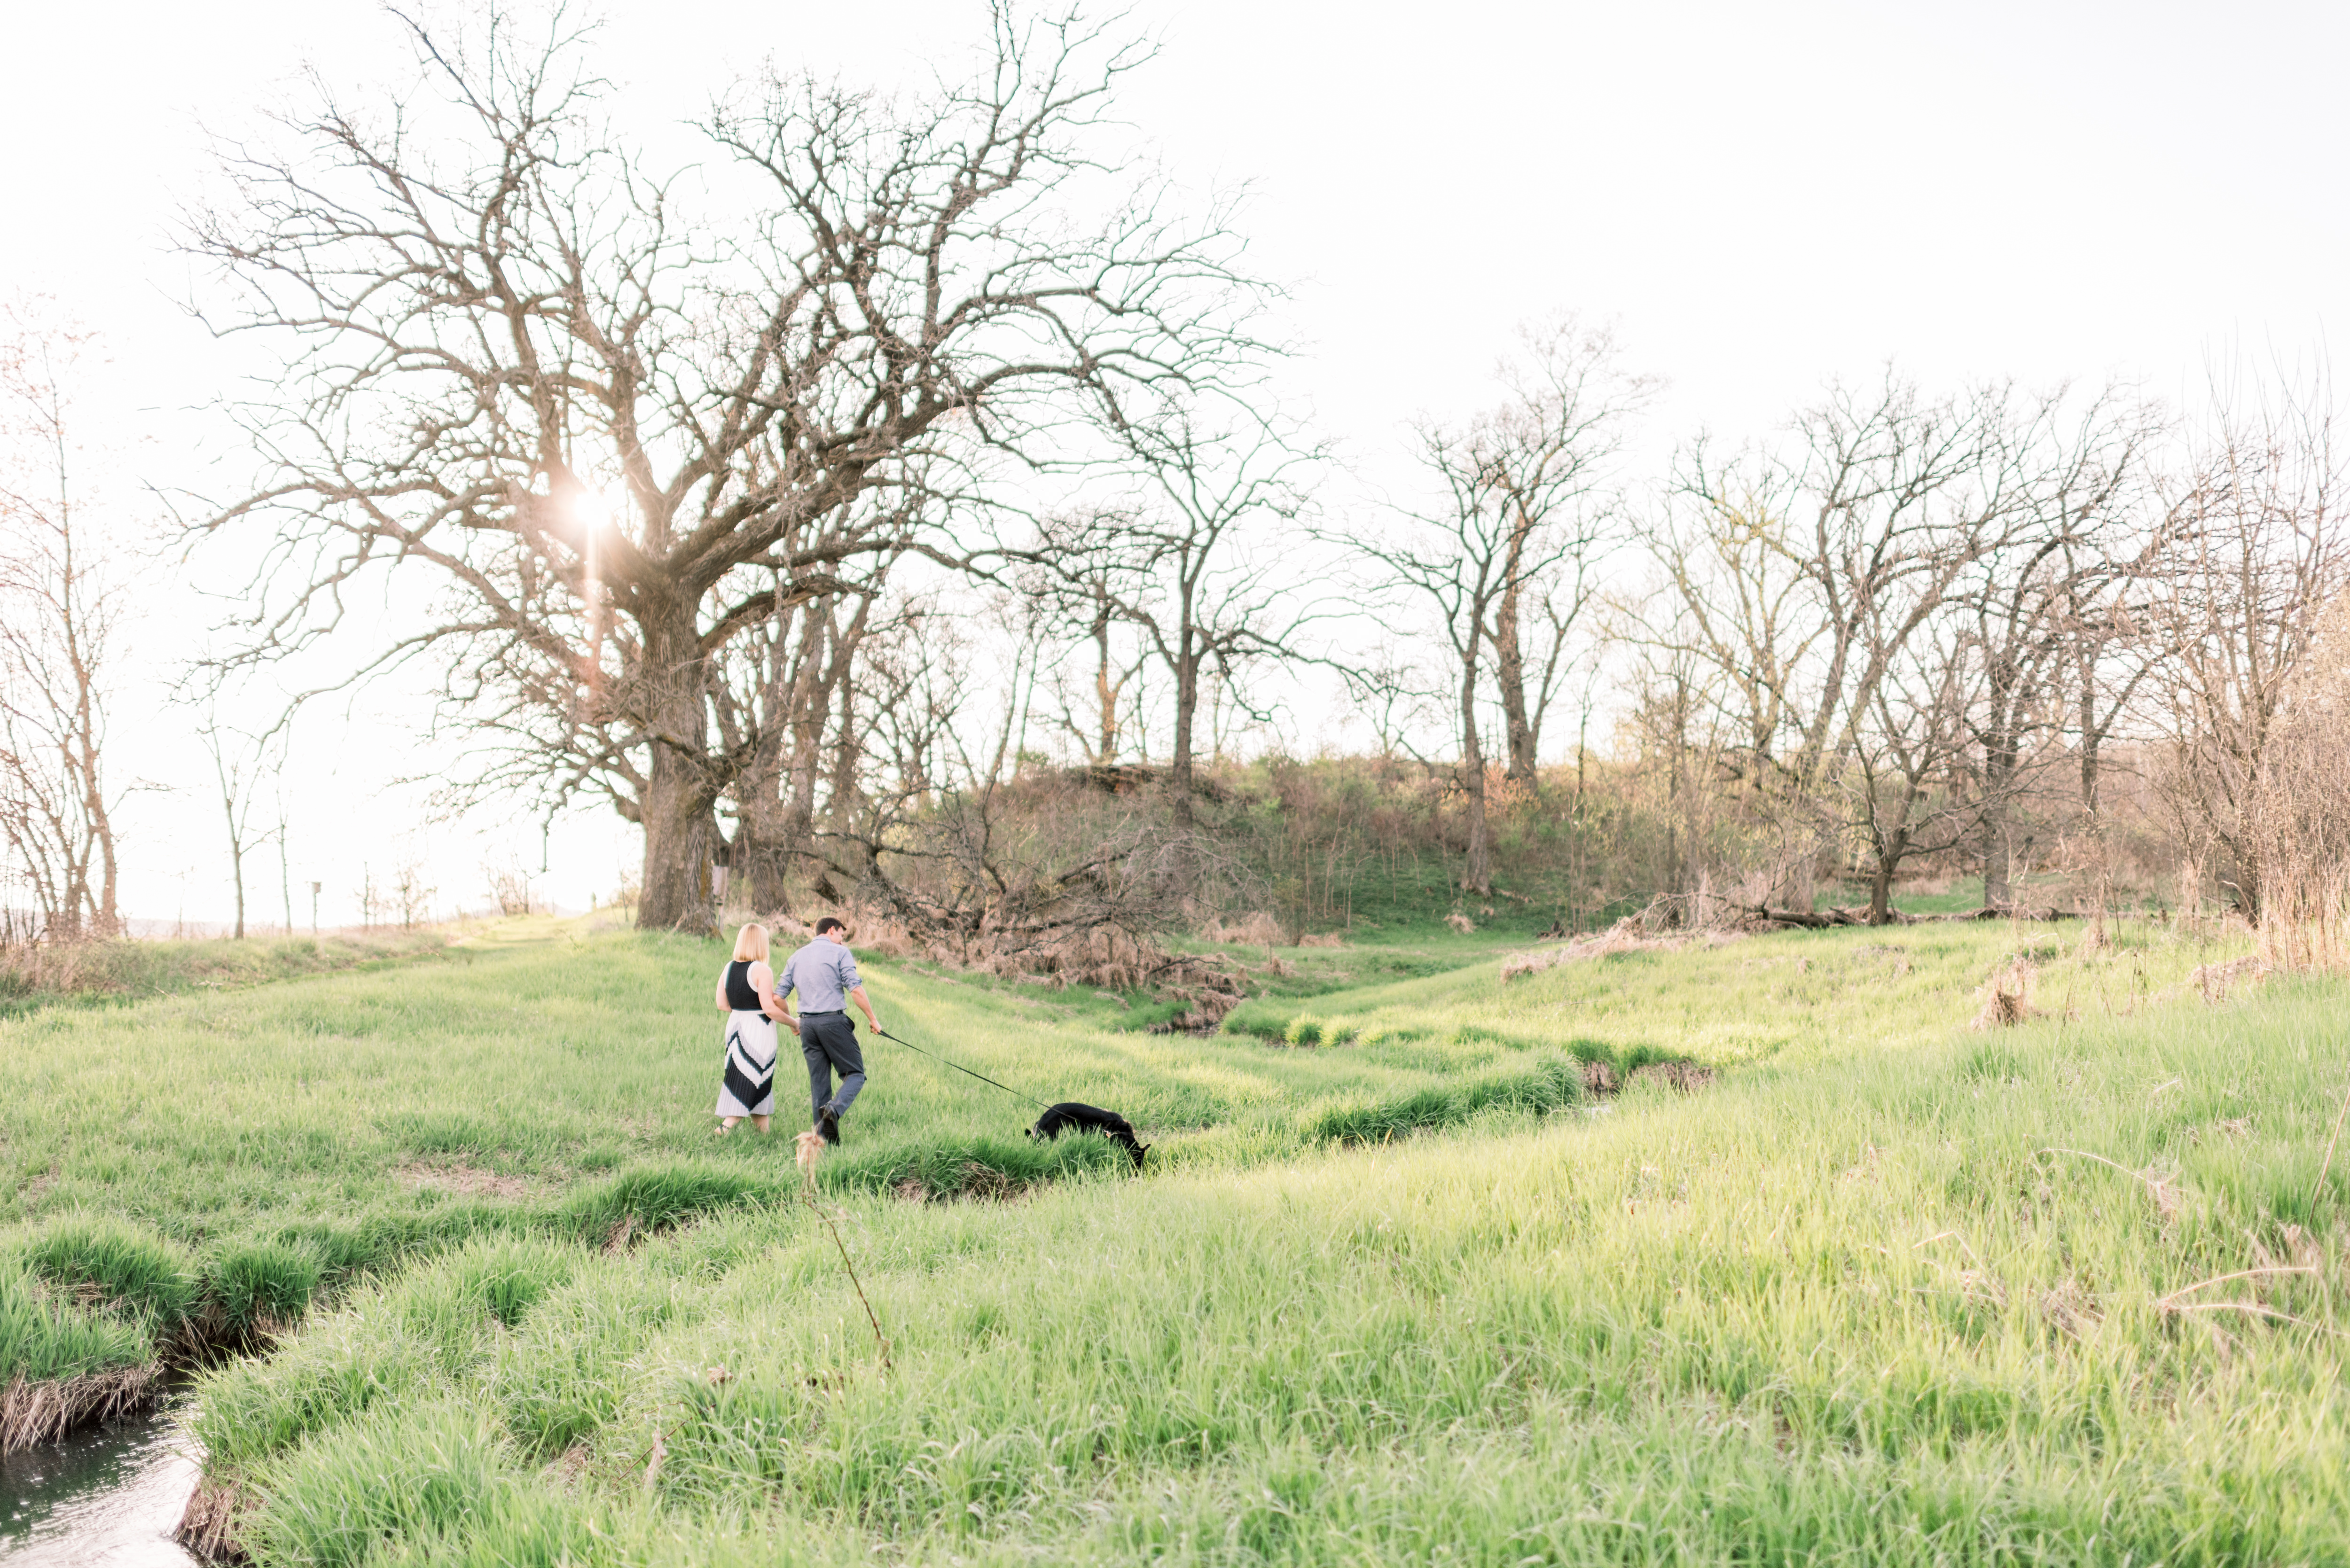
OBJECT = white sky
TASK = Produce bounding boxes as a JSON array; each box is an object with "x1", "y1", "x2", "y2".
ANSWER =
[{"x1": 3, "y1": 0, "x2": 2342, "y2": 926}]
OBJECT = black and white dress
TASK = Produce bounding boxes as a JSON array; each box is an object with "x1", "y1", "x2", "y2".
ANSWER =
[{"x1": 714, "y1": 959, "x2": 777, "y2": 1118}]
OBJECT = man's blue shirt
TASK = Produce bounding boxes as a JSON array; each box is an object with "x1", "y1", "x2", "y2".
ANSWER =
[{"x1": 779, "y1": 939, "x2": 861, "y2": 1012}]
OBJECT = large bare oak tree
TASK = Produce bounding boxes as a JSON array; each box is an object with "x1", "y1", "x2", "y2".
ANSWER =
[{"x1": 186, "y1": 5, "x2": 1259, "y2": 929}]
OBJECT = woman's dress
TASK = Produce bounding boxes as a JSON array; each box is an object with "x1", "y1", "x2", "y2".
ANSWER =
[{"x1": 714, "y1": 959, "x2": 777, "y2": 1117}]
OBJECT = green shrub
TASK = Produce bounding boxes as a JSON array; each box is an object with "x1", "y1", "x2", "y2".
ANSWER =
[
  {"x1": 205, "y1": 1240, "x2": 324, "y2": 1335},
  {"x1": 245, "y1": 1401, "x2": 521, "y2": 1568},
  {"x1": 443, "y1": 1237, "x2": 581, "y2": 1330},
  {"x1": 492, "y1": 1266, "x2": 685, "y2": 1458},
  {"x1": 556, "y1": 1163, "x2": 768, "y2": 1244},
  {"x1": 825, "y1": 1133, "x2": 1131, "y2": 1200},
  {"x1": 0, "y1": 1262, "x2": 149, "y2": 1382},
  {"x1": 1305, "y1": 1055, "x2": 1584, "y2": 1145},
  {"x1": 19, "y1": 1217, "x2": 198, "y2": 1330},
  {"x1": 190, "y1": 1307, "x2": 443, "y2": 1471}
]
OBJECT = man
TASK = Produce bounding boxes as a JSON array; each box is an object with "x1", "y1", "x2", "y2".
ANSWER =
[{"x1": 776, "y1": 916, "x2": 882, "y2": 1144}]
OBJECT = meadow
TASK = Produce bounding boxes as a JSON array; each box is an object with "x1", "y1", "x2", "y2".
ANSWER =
[{"x1": 6, "y1": 908, "x2": 2346, "y2": 1565}]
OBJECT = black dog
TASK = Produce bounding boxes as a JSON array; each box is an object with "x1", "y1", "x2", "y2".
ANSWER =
[{"x1": 1026, "y1": 1102, "x2": 1149, "y2": 1169}]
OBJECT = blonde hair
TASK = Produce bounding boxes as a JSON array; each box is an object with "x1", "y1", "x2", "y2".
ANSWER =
[{"x1": 731, "y1": 922, "x2": 770, "y2": 963}]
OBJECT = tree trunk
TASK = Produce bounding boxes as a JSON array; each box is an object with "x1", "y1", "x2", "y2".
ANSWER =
[
  {"x1": 1865, "y1": 794, "x2": 1916, "y2": 924},
  {"x1": 1493, "y1": 575, "x2": 1538, "y2": 781},
  {"x1": 636, "y1": 604, "x2": 720, "y2": 933},
  {"x1": 1980, "y1": 739, "x2": 2017, "y2": 910},
  {"x1": 1866, "y1": 851, "x2": 1896, "y2": 925},
  {"x1": 1168, "y1": 622, "x2": 1199, "y2": 832},
  {"x1": 1458, "y1": 647, "x2": 1491, "y2": 894},
  {"x1": 1093, "y1": 613, "x2": 1118, "y2": 765},
  {"x1": 229, "y1": 842, "x2": 246, "y2": 940},
  {"x1": 775, "y1": 608, "x2": 834, "y2": 875},
  {"x1": 2078, "y1": 653, "x2": 2103, "y2": 831}
]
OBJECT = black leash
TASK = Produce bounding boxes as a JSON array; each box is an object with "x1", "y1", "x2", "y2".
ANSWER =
[{"x1": 871, "y1": 1026, "x2": 1049, "y2": 1112}]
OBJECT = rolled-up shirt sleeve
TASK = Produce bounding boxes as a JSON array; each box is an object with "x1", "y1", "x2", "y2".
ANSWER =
[
  {"x1": 837, "y1": 949, "x2": 862, "y2": 992},
  {"x1": 776, "y1": 952, "x2": 798, "y2": 1002}
]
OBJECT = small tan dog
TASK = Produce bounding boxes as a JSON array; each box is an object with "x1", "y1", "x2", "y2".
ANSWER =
[{"x1": 793, "y1": 1129, "x2": 827, "y2": 1187}]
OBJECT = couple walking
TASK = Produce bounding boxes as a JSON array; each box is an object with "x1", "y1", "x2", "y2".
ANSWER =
[{"x1": 713, "y1": 918, "x2": 880, "y2": 1145}]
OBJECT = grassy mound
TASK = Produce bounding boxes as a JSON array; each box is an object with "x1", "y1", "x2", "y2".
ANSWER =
[
  {"x1": 0, "y1": 927, "x2": 454, "y2": 1013},
  {"x1": 10, "y1": 908, "x2": 2336, "y2": 1562},
  {"x1": 177, "y1": 974, "x2": 2350, "y2": 1564}
]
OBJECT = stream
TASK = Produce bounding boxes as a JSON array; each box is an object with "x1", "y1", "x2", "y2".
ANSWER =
[{"x1": 0, "y1": 1406, "x2": 198, "y2": 1566}]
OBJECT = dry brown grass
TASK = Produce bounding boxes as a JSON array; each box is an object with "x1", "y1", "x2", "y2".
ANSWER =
[
  {"x1": 2251, "y1": 592, "x2": 2350, "y2": 971},
  {"x1": 759, "y1": 905, "x2": 918, "y2": 959},
  {"x1": 1628, "y1": 1061, "x2": 1717, "y2": 1093},
  {"x1": 909, "y1": 921, "x2": 1169, "y2": 992},
  {"x1": 0, "y1": 1364, "x2": 157, "y2": 1453},
  {"x1": 176, "y1": 1473, "x2": 256, "y2": 1563},
  {"x1": 2040, "y1": 1279, "x2": 2105, "y2": 1340},
  {"x1": 1198, "y1": 911, "x2": 1285, "y2": 947},
  {"x1": 396, "y1": 1157, "x2": 533, "y2": 1200},
  {"x1": 0, "y1": 926, "x2": 450, "y2": 1007},
  {"x1": 1973, "y1": 958, "x2": 2037, "y2": 1028},
  {"x1": 1501, "y1": 924, "x2": 1746, "y2": 981},
  {"x1": 1297, "y1": 932, "x2": 1347, "y2": 949},
  {"x1": 794, "y1": 1129, "x2": 827, "y2": 1186},
  {"x1": 2193, "y1": 954, "x2": 2269, "y2": 1003},
  {"x1": 894, "y1": 1161, "x2": 1027, "y2": 1204}
]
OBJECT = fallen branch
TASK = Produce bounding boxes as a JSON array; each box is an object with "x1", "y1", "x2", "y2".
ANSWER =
[
  {"x1": 2155, "y1": 1265, "x2": 2319, "y2": 1312},
  {"x1": 2317, "y1": 1063, "x2": 2350, "y2": 1204},
  {"x1": 2162, "y1": 1300, "x2": 2327, "y2": 1330},
  {"x1": 2036, "y1": 1146, "x2": 2185, "y2": 1216},
  {"x1": 793, "y1": 1131, "x2": 891, "y2": 1370}
]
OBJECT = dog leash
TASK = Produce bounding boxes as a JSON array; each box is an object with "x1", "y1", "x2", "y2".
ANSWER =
[{"x1": 871, "y1": 1026, "x2": 1050, "y2": 1111}]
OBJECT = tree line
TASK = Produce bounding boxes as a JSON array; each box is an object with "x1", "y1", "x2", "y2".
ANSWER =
[{"x1": 3, "y1": 4, "x2": 2345, "y2": 964}]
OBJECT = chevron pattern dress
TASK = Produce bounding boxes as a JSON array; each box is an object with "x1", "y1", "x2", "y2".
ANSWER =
[{"x1": 713, "y1": 959, "x2": 777, "y2": 1118}]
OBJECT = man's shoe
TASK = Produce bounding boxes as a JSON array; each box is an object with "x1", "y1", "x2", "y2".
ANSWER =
[{"x1": 818, "y1": 1107, "x2": 841, "y2": 1145}]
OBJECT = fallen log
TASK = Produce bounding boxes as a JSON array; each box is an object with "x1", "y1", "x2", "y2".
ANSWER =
[
  {"x1": 1742, "y1": 905, "x2": 1874, "y2": 929},
  {"x1": 1922, "y1": 905, "x2": 2084, "y2": 923}
]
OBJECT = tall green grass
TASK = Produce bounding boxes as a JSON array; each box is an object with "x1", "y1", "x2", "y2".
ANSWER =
[
  {"x1": 0, "y1": 913, "x2": 1723, "y2": 1389},
  {"x1": 6, "y1": 908, "x2": 2328, "y2": 1562},
  {"x1": 181, "y1": 973, "x2": 2350, "y2": 1564},
  {"x1": 0, "y1": 926, "x2": 453, "y2": 1014}
]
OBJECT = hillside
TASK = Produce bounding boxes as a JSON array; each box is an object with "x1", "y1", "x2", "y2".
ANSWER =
[{"x1": 6, "y1": 913, "x2": 2346, "y2": 1566}]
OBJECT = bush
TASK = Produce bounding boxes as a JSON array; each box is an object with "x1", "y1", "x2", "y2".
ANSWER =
[
  {"x1": 555, "y1": 1163, "x2": 768, "y2": 1245},
  {"x1": 0, "y1": 1262, "x2": 149, "y2": 1384},
  {"x1": 244, "y1": 1401, "x2": 521, "y2": 1568},
  {"x1": 825, "y1": 1133, "x2": 1132, "y2": 1200},
  {"x1": 205, "y1": 1240, "x2": 324, "y2": 1337},
  {"x1": 19, "y1": 1217, "x2": 198, "y2": 1331},
  {"x1": 1305, "y1": 1055, "x2": 1585, "y2": 1145}
]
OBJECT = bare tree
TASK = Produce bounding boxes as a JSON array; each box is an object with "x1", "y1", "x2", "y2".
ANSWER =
[
  {"x1": 0, "y1": 297, "x2": 130, "y2": 940},
  {"x1": 1363, "y1": 329, "x2": 1647, "y2": 893},
  {"x1": 1478, "y1": 319, "x2": 1652, "y2": 781},
  {"x1": 198, "y1": 711, "x2": 277, "y2": 941},
  {"x1": 2148, "y1": 384, "x2": 2345, "y2": 921},
  {"x1": 1662, "y1": 374, "x2": 2019, "y2": 920},
  {"x1": 1030, "y1": 543, "x2": 1151, "y2": 767},
  {"x1": 185, "y1": 5, "x2": 1262, "y2": 932},
  {"x1": 1962, "y1": 389, "x2": 2163, "y2": 908},
  {"x1": 1032, "y1": 408, "x2": 1315, "y2": 834}
]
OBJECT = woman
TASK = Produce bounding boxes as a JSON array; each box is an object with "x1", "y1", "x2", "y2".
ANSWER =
[{"x1": 713, "y1": 922, "x2": 795, "y2": 1135}]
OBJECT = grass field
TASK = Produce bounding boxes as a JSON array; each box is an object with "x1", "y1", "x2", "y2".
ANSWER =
[{"x1": 6, "y1": 908, "x2": 2344, "y2": 1565}]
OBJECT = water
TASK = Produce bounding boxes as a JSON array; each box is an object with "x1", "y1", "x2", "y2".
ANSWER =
[{"x1": 0, "y1": 1408, "x2": 198, "y2": 1566}]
